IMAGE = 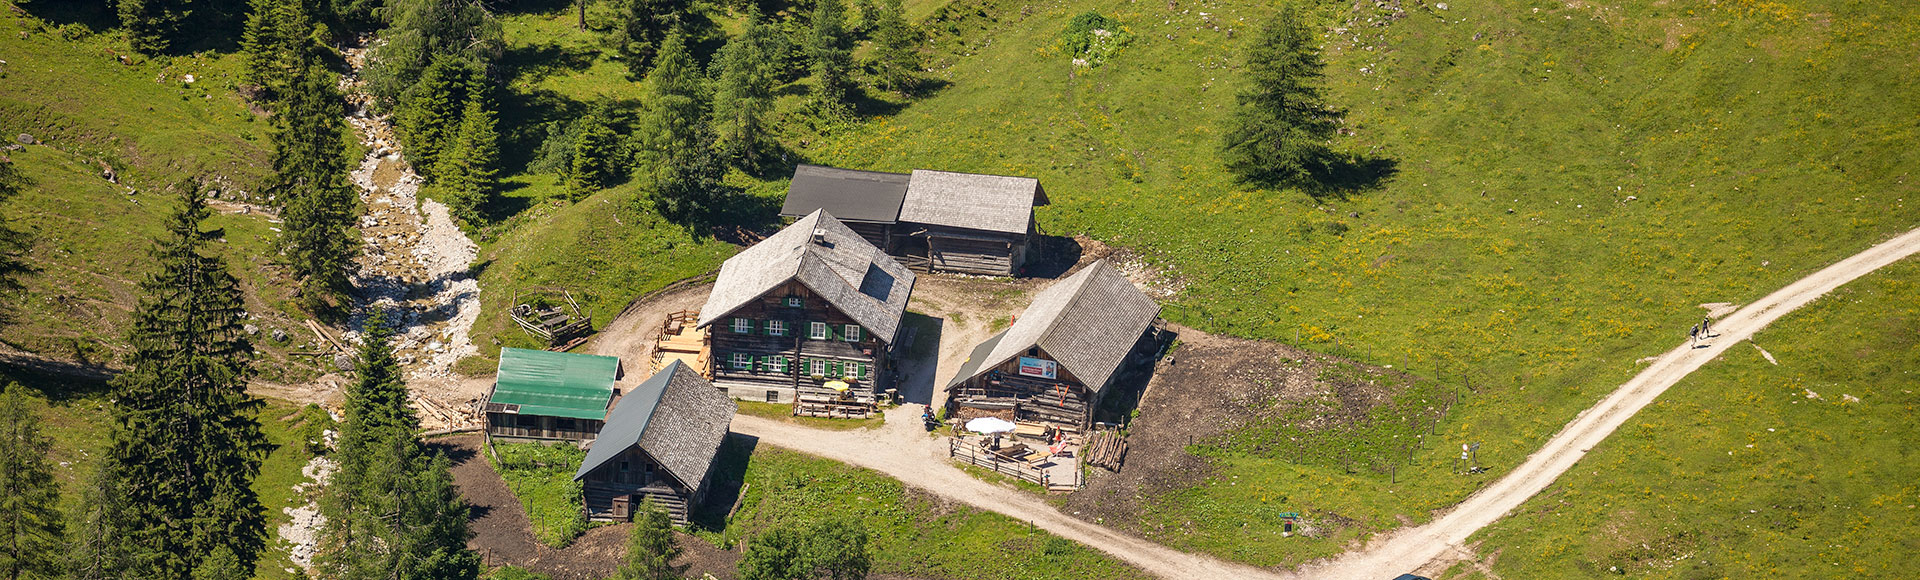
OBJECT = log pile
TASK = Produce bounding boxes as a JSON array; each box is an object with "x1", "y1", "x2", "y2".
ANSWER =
[{"x1": 1085, "y1": 429, "x2": 1128, "y2": 471}]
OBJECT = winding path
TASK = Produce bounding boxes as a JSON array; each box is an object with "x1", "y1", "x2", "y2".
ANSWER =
[{"x1": 731, "y1": 226, "x2": 1920, "y2": 580}]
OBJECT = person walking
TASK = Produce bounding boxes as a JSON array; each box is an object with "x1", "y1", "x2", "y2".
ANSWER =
[
  {"x1": 1688, "y1": 323, "x2": 1700, "y2": 346},
  {"x1": 1701, "y1": 315, "x2": 1714, "y2": 337}
]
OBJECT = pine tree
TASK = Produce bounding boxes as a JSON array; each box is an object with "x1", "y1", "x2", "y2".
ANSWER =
[
  {"x1": 1220, "y1": 5, "x2": 1338, "y2": 186},
  {"x1": 364, "y1": 0, "x2": 503, "y2": 106},
  {"x1": 119, "y1": 0, "x2": 190, "y2": 54},
  {"x1": 0, "y1": 382, "x2": 64, "y2": 580},
  {"x1": 566, "y1": 115, "x2": 619, "y2": 201},
  {"x1": 637, "y1": 32, "x2": 723, "y2": 223},
  {"x1": 396, "y1": 57, "x2": 485, "y2": 183},
  {"x1": 190, "y1": 546, "x2": 245, "y2": 580},
  {"x1": 271, "y1": 58, "x2": 361, "y2": 311},
  {"x1": 610, "y1": 0, "x2": 696, "y2": 76},
  {"x1": 67, "y1": 465, "x2": 136, "y2": 580},
  {"x1": 432, "y1": 94, "x2": 501, "y2": 225},
  {"x1": 866, "y1": 0, "x2": 919, "y2": 94},
  {"x1": 807, "y1": 0, "x2": 856, "y2": 118},
  {"x1": 611, "y1": 503, "x2": 679, "y2": 580},
  {"x1": 241, "y1": 0, "x2": 317, "y2": 101},
  {"x1": 711, "y1": 7, "x2": 786, "y2": 171},
  {"x1": 105, "y1": 184, "x2": 271, "y2": 579},
  {"x1": 316, "y1": 309, "x2": 414, "y2": 579}
]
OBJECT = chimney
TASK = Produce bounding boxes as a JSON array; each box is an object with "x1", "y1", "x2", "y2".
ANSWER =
[{"x1": 812, "y1": 228, "x2": 829, "y2": 245}]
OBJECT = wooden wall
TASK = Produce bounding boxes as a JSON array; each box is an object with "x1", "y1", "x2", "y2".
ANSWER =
[
  {"x1": 580, "y1": 445, "x2": 696, "y2": 524},
  {"x1": 484, "y1": 413, "x2": 602, "y2": 442},
  {"x1": 898, "y1": 225, "x2": 1030, "y2": 277},
  {"x1": 948, "y1": 346, "x2": 1093, "y2": 429},
  {"x1": 708, "y1": 280, "x2": 887, "y2": 406}
]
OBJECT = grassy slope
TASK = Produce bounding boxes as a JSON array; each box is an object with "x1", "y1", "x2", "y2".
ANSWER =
[
  {"x1": 488, "y1": 441, "x2": 590, "y2": 548},
  {"x1": 774, "y1": 0, "x2": 1920, "y2": 566},
  {"x1": 706, "y1": 441, "x2": 1151, "y2": 580},
  {"x1": 1460, "y1": 256, "x2": 1920, "y2": 579}
]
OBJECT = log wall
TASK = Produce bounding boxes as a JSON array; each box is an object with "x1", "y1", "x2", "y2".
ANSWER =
[{"x1": 707, "y1": 280, "x2": 887, "y2": 407}]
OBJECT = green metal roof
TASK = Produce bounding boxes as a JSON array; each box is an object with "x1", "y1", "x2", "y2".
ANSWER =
[{"x1": 489, "y1": 347, "x2": 619, "y2": 420}]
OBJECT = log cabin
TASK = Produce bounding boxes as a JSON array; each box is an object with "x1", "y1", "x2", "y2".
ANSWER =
[
  {"x1": 483, "y1": 347, "x2": 621, "y2": 443},
  {"x1": 696, "y1": 210, "x2": 916, "y2": 416},
  {"x1": 779, "y1": 165, "x2": 1049, "y2": 277},
  {"x1": 572, "y1": 360, "x2": 734, "y2": 525},
  {"x1": 944, "y1": 260, "x2": 1162, "y2": 431}
]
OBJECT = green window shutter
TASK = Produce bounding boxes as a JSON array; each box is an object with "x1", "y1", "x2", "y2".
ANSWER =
[
  {"x1": 859, "y1": 362, "x2": 870, "y2": 380},
  {"x1": 828, "y1": 361, "x2": 841, "y2": 378}
]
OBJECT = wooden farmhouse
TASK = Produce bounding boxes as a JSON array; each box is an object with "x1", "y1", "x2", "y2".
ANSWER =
[
  {"x1": 945, "y1": 260, "x2": 1162, "y2": 431},
  {"x1": 780, "y1": 164, "x2": 1050, "y2": 276},
  {"x1": 483, "y1": 348, "x2": 622, "y2": 442},
  {"x1": 573, "y1": 361, "x2": 735, "y2": 525},
  {"x1": 695, "y1": 209, "x2": 917, "y2": 417}
]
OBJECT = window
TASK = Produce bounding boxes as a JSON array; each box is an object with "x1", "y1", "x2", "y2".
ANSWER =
[
  {"x1": 843, "y1": 362, "x2": 861, "y2": 379},
  {"x1": 810, "y1": 321, "x2": 830, "y2": 340},
  {"x1": 843, "y1": 324, "x2": 861, "y2": 342},
  {"x1": 732, "y1": 352, "x2": 753, "y2": 370},
  {"x1": 809, "y1": 358, "x2": 827, "y2": 377},
  {"x1": 785, "y1": 296, "x2": 804, "y2": 308},
  {"x1": 732, "y1": 318, "x2": 752, "y2": 333},
  {"x1": 765, "y1": 390, "x2": 779, "y2": 403},
  {"x1": 767, "y1": 320, "x2": 787, "y2": 336},
  {"x1": 767, "y1": 356, "x2": 788, "y2": 374}
]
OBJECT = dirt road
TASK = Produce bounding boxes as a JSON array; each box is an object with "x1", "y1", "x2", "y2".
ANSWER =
[{"x1": 1305, "y1": 226, "x2": 1920, "y2": 579}]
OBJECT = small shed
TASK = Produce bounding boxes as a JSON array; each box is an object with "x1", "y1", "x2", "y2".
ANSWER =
[
  {"x1": 779, "y1": 165, "x2": 1049, "y2": 276},
  {"x1": 574, "y1": 361, "x2": 735, "y2": 524},
  {"x1": 945, "y1": 260, "x2": 1160, "y2": 430},
  {"x1": 484, "y1": 347, "x2": 621, "y2": 442}
]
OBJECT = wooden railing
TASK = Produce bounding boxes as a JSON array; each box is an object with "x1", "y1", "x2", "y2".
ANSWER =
[{"x1": 948, "y1": 438, "x2": 1080, "y2": 490}]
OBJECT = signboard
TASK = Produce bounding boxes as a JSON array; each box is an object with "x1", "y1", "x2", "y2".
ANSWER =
[{"x1": 1017, "y1": 357, "x2": 1058, "y2": 379}]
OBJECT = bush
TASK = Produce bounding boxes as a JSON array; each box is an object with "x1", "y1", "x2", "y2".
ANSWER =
[
  {"x1": 491, "y1": 442, "x2": 589, "y2": 547},
  {"x1": 292, "y1": 403, "x2": 335, "y2": 456},
  {"x1": 1057, "y1": 11, "x2": 1129, "y2": 67}
]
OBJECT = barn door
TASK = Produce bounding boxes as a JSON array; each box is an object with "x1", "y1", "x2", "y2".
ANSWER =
[{"x1": 612, "y1": 494, "x2": 631, "y2": 520}]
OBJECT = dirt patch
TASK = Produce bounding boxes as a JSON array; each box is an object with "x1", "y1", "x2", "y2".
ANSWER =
[
  {"x1": 583, "y1": 280, "x2": 714, "y2": 391},
  {"x1": 1065, "y1": 325, "x2": 1405, "y2": 531},
  {"x1": 435, "y1": 434, "x2": 743, "y2": 580}
]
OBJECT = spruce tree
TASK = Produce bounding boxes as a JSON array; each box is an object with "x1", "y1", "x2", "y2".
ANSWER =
[
  {"x1": 316, "y1": 309, "x2": 415, "y2": 579},
  {"x1": 611, "y1": 0, "x2": 696, "y2": 76},
  {"x1": 67, "y1": 465, "x2": 136, "y2": 580},
  {"x1": 364, "y1": 0, "x2": 503, "y2": 106},
  {"x1": 807, "y1": 0, "x2": 855, "y2": 118},
  {"x1": 711, "y1": 7, "x2": 786, "y2": 171},
  {"x1": 396, "y1": 57, "x2": 484, "y2": 183},
  {"x1": 241, "y1": 0, "x2": 316, "y2": 101},
  {"x1": 1220, "y1": 5, "x2": 1338, "y2": 186},
  {"x1": 0, "y1": 382, "x2": 64, "y2": 580},
  {"x1": 119, "y1": 0, "x2": 190, "y2": 54},
  {"x1": 566, "y1": 115, "x2": 619, "y2": 201},
  {"x1": 638, "y1": 32, "x2": 723, "y2": 223},
  {"x1": 433, "y1": 95, "x2": 501, "y2": 225},
  {"x1": 866, "y1": 0, "x2": 919, "y2": 94},
  {"x1": 105, "y1": 184, "x2": 271, "y2": 579},
  {"x1": 611, "y1": 503, "x2": 679, "y2": 580},
  {"x1": 272, "y1": 58, "x2": 361, "y2": 311}
]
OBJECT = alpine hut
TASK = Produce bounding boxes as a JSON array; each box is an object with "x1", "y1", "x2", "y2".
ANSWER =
[
  {"x1": 573, "y1": 361, "x2": 735, "y2": 524},
  {"x1": 483, "y1": 347, "x2": 621, "y2": 443},
  {"x1": 696, "y1": 209, "x2": 916, "y2": 417},
  {"x1": 779, "y1": 165, "x2": 1049, "y2": 276},
  {"x1": 944, "y1": 260, "x2": 1161, "y2": 431}
]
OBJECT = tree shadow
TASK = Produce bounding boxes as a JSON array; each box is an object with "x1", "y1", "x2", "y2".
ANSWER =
[
  {"x1": 701, "y1": 190, "x2": 784, "y2": 244},
  {"x1": 689, "y1": 431, "x2": 759, "y2": 533},
  {"x1": 1298, "y1": 151, "x2": 1399, "y2": 201},
  {"x1": 496, "y1": 0, "x2": 578, "y2": 16},
  {"x1": 737, "y1": 141, "x2": 811, "y2": 181},
  {"x1": 495, "y1": 87, "x2": 594, "y2": 173},
  {"x1": 501, "y1": 41, "x2": 601, "y2": 88},
  {"x1": 11, "y1": 1, "x2": 119, "y2": 31},
  {"x1": 480, "y1": 181, "x2": 537, "y2": 223},
  {"x1": 0, "y1": 355, "x2": 116, "y2": 402}
]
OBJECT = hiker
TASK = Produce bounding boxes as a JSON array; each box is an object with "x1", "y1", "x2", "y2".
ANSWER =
[
  {"x1": 1701, "y1": 315, "x2": 1713, "y2": 337},
  {"x1": 1688, "y1": 324, "x2": 1700, "y2": 345}
]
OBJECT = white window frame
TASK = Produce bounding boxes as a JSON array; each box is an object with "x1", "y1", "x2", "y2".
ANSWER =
[
  {"x1": 731, "y1": 352, "x2": 752, "y2": 370},
  {"x1": 809, "y1": 321, "x2": 830, "y2": 340},
  {"x1": 768, "y1": 356, "x2": 787, "y2": 374},
  {"x1": 843, "y1": 361, "x2": 861, "y2": 379},
  {"x1": 732, "y1": 318, "x2": 752, "y2": 334},
  {"x1": 785, "y1": 296, "x2": 804, "y2": 308},
  {"x1": 767, "y1": 320, "x2": 787, "y2": 337},
  {"x1": 842, "y1": 324, "x2": 861, "y2": 342},
  {"x1": 809, "y1": 359, "x2": 827, "y2": 377}
]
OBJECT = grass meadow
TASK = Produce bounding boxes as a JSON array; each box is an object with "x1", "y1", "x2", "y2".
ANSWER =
[{"x1": 489, "y1": 440, "x2": 592, "y2": 548}]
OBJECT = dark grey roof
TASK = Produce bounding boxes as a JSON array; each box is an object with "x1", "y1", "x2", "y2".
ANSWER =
[
  {"x1": 697, "y1": 210, "x2": 917, "y2": 343},
  {"x1": 955, "y1": 260, "x2": 1160, "y2": 393},
  {"x1": 945, "y1": 329, "x2": 1011, "y2": 390},
  {"x1": 575, "y1": 361, "x2": 736, "y2": 489},
  {"x1": 779, "y1": 165, "x2": 911, "y2": 224},
  {"x1": 899, "y1": 170, "x2": 1048, "y2": 235}
]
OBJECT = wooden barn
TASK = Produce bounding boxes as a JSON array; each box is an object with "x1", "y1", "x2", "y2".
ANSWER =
[
  {"x1": 945, "y1": 260, "x2": 1161, "y2": 431},
  {"x1": 483, "y1": 347, "x2": 621, "y2": 443},
  {"x1": 696, "y1": 209, "x2": 917, "y2": 417},
  {"x1": 779, "y1": 165, "x2": 1049, "y2": 277},
  {"x1": 573, "y1": 360, "x2": 735, "y2": 524}
]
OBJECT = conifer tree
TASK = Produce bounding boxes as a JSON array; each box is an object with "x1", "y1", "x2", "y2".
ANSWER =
[
  {"x1": 807, "y1": 0, "x2": 856, "y2": 118},
  {"x1": 316, "y1": 309, "x2": 413, "y2": 579},
  {"x1": 611, "y1": 503, "x2": 679, "y2": 580},
  {"x1": 433, "y1": 95, "x2": 501, "y2": 225},
  {"x1": 105, "y1": 184, "x2": 271, "y2": 579},
  {"x1": 67, "y1": 465, "x2": 136, "y2": 580},
  {"x1": 1220, "y1": 5, "x2": 1338, "y2": 186},
  {"x1": 364, "y1": 0, "x2": 503, "y2": 106},
  {"x1": 610, "y1": 0, "x2": 696, "y2": 76},
  {"x1": 0, "y1": 382, "x2": 64, "y2": 580},
  {"x1": 638, "y1": 32, "x2": 723, "y2": 223},
  {"x1": 866, "y1": 0, "x2": 919, "y2": 94},
  {"x1": 396, "y1": 58, "x2": 485, "y2": 183},
  {"x1": 271, "y1": 58, "x2": 361, "y2": 311},
  {"x1": 566, "y1": 115, "x2": 619, "y2": 201},
  {"x1": 119, "y1": 0, "x2": 190, "y2": 54},
  {"x1": 241, "y1": 0, "x2": 316, "y2": 101},
  {"x1": 712, "y1": 7, "x2": 786, "y2": 171}
]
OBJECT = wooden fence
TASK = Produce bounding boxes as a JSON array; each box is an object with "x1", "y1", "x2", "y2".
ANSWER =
[{"x1": 947, "y1": 438, "x2": 1081, "y2": 491}]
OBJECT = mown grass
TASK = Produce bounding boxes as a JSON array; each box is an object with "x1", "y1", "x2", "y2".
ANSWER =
[
  {"x1": 735, "y1": 400, "x2": 887, "y2": 431},
  {"x1": 1458, "y1": 257, "x2": 1920, "y2": 579},
  {"x1": 702, "y1": 440, "x2": 1150, "y2": 580},
  {"x1": 488, "y1": 441, "x2": 590, "y2": 548}
]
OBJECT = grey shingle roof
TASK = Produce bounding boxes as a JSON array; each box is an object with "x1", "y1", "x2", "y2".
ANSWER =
[
  {"x1": 779, "y1": 165, "x2": 911, "y2": 224},
  {"x1": 696, "y1": 210, "x2": 917, "y2": 343},
  {"x1": 899, "y1": 170, "x2": 1048, "y2": 235},
  {"x1": 945, "y1": 328, "x2": 1010, "y2": 390},
  {"x1": 953, "y1": 260, "x2": 1160, "y2": 393},
  {"x1": 574, "y1": 360, "x2": 736, "y2": 491}
]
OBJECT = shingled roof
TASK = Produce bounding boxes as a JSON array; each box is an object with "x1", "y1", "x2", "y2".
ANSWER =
[
  {"x1": 947, "y1": 260, "x2": 1159, "y2": 393},
  {"x1": 574, "y1": 361, "x2": 735, "y2": 490},
  {"x1": 899, "y1": 169, "x2": 1049, "y2": 235},
  {"x1": 696, "y1": 210, "x2": 916, "y2": 343},
  {"x1": 779, "y1": 165, "x2": 911, "y2": 224}
]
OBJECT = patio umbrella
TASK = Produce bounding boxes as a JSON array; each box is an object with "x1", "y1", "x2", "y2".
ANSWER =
[
  {"x1": 825, "y1": 380, "x2": 851, "y2": 392},
  {"x1": 965, "y1": 417, "x2": 1017, "y2": 434}
]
